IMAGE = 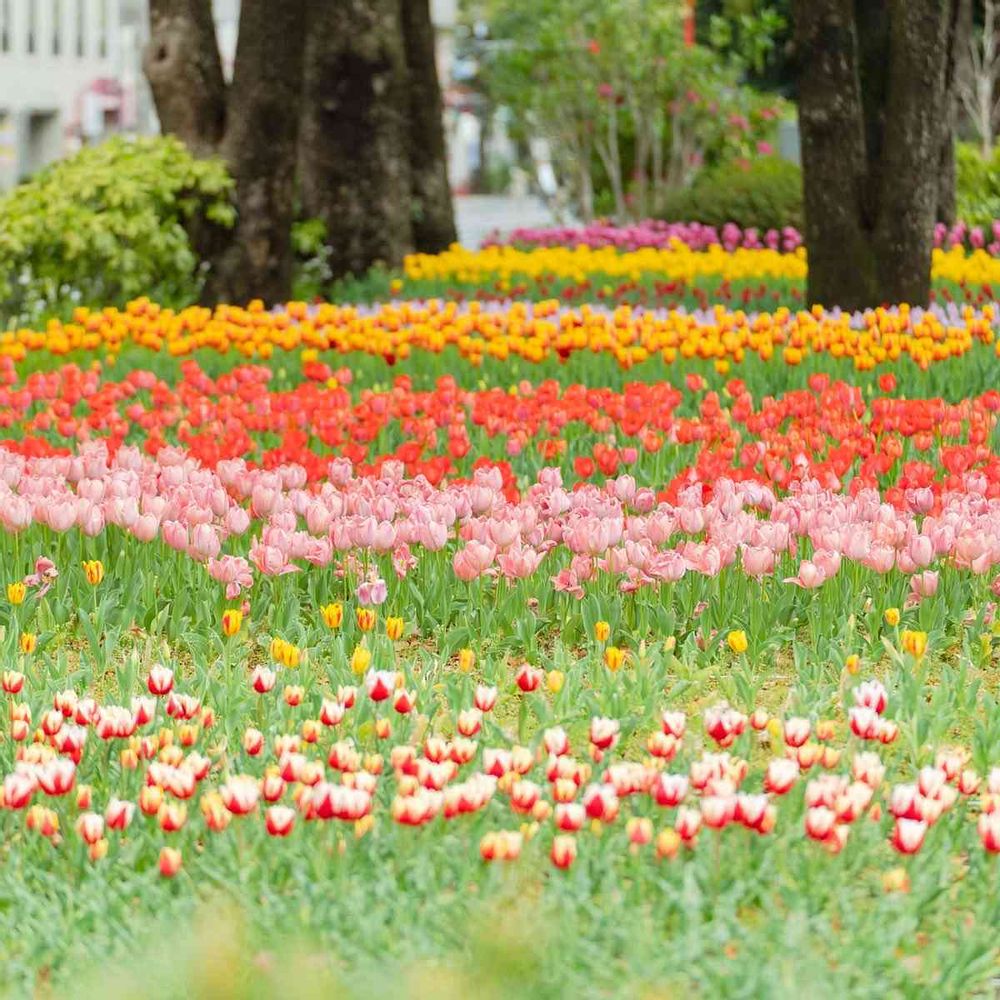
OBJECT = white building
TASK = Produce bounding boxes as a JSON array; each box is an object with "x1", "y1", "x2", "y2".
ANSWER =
[{"x1": 0, "y1": 0, "x2": 134, "y2": 188}]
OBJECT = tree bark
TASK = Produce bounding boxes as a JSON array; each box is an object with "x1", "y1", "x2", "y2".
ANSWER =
[
  {"x1": 936, "y1": 0, "x2": 972, "y2": 226},
  {"x1": 300, "y1": 0, "x2": 414, "y2": 279},
  {"x1": 143, "y1": 0, "x2": 226, "y2": 156},
  {"x1": 144, "y1": 0, "x2": 306, "y2": 305},
  {"x1": 208, "y1": 0, "x2": 306, "y2": 304},
  {"x1": 794, "y1": 0, "x2": 877, "y2": 308},
  {"x1": 795, "y1": 0, "x2": 963, "y2": 310},
  {"x1": 400, "y1": 0, "x2": 457, "y2": 252}
]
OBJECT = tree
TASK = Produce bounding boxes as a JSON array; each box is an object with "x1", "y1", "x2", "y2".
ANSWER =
[
  {"x1": 144, "y1": 0, "x2": 305, "y2": 305},
  {"x1": 299, "y1": 0, "x2": 414, "y2": 278},
  {"x1": 959, "y1": 0, "x2": 1000, "y2": 157},
  {"x1": 793, "y1": 1, "x2": 969, "y2": 310},
  {"x1": 400, "y1": 0, "x2": 458, "y2": 252}
]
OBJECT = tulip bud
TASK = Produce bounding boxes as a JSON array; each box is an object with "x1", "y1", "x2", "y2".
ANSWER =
[
  {"x1": 320, "y1": 603, "x2": 343, "y2": 629},
  {"x1": 221, "y1": 609, "x2": 243, "y2": 637},
  {"x1": 158, "y1": 846, "x2": 182, "y2": 877}
]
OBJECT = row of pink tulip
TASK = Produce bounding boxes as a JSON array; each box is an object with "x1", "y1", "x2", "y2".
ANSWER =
[
  {"x1": 0, "y1": 443, "x2": 998, "y2": 601},
  {"x1": 483, "y1": 219, "x2": 1000, "y2": 258}
]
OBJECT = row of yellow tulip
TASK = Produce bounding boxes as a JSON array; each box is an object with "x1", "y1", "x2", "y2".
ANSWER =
[
  {"x1": 2, "y1": 298, "x2": 992, "y2": 371},
  {"x1": 404, "y1": 243, "x2": 1000, "y2": 288}
]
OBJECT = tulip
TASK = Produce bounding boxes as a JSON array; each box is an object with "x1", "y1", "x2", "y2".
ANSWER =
[
  {"x1": 385, "y1": 616, "x2": 404, "y2": 641},
  {"x1": 655, "y1": 828, "x2": 682, "y2": 860},
  {"x1": 356, "y1": 608, "x2": 376, "y2": 632},
  {"x1": 979, "y1": 813, "x2": 1000, "y2": 852},
  {"x1": 19, "y1": 633, "x2": 36, "y2": 655},
  {"x1": 891, "y1": 818, "x2": 927, "y2": 854},
  {"x1": 474, "y1": 685, "x2": 498, "y2": 712},
  {"x1": 75, "y1": 812, "x2": 105, "y2": 845},
  {"x1": 146, "y1": 664, "x2": 174, "y2": 697},
  {"x1": 546, "y1": 670, "x2": 565, "y2": 694},
  {"x1": 783, "y1": 718, "x2": 811, "y2": 748},
  {"x1": 243, "y1": 728, "x2": 264, "y2": 756},
  {"x1": 139, "y1": 785, "x2": 164, "y2": 816},
  {"x1": 82, "y1": 560, "x2": 105, "y2": 586},
  {"x1": 366, "y1": 670, "x2": 396, "y2": 702},
  {"x1": 726, "y1": 630, "x2": 748, "y2": 654},
  {"x1": 1, "y1": 670, "x2": 24, "y2": 695},
  {"x1": 393, "y1": 689, "x2": 416, "y2": 714},
  {"x1": 594, "y1": 620, "x2": 611, "y2": 642},
  {"x1": 158, "y1": 802, "x2": 187, "y2": 832},
  {"x1": 6, "y1": 582, "x2": 25, "y2": 605},
  {"x1": 884, "y1": 607, "x2": 901, "y2": 627},
  {"x1": 251, "y1": 666, "x2": 276, "y2": 694},
  {"x1": 105, "y1": 798, "x2": 135, "y2": 831},
  {"x1": 515, "y1": 664, "x2": 543, "y2": 692},
  {"x1": 258, "y1": 803, "x2": 293, "y2": 838},
  {"x1": 901, "y1": 629, "x2": 928, "y2": 659},
  {"x1": 589, "y1": 717, "x2": 620, "y2": 751},
  {"x1": 458, "y1": 648, "x2": 476, "y2": 673},
  {"x1": 221, "y1": 608, "x2": 243, "y2": 637},
  {"x1": 675, "y1": 807, "x2": 702, "y2": 843},
  {"x1": 158, "y1": 846, "x2": 182, "y2": 877},
  {"x1": 804, "y1": 807, "x2": 836, "y2": 841},
  {"x1": 550, "y1": 834, "x2": 577, "y2": 869},
  {"x1": 603, "y1": 646, "x2": 626, "y2": 672},
  {"x1": 320, "y1": 602, "x2": 343, "y2": 629},
  {"x1": 350, "y1": 645, "x2": 372, "y2": 676}
]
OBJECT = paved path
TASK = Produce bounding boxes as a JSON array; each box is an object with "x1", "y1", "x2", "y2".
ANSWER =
[{"x1": 454, "y1": 194, "x2": 566, "y2": 248}]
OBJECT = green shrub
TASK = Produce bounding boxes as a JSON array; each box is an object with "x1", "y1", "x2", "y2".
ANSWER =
[
  {"x1": 0, "y1": 135, "x2": 234, "y2": 326},
  {"x1": 956, "y1": 142, "x2": 1000, "y2": 229},
  {"x1": 656, "y1": 156, "x2": 803, "y2": 230}
]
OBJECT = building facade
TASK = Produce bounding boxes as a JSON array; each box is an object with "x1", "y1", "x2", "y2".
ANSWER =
[{"x1": 0, "y1": 0, "x2": 132, "y2": 188}]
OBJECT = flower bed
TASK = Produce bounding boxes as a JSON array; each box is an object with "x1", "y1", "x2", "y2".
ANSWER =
[{"x1": 4, "y1": 285, "x2": 1000, "y2": 995}]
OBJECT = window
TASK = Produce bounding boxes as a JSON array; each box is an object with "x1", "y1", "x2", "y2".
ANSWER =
[
  {"x1": 0, "y1": 0, "x2": 9, "y2": 53},
  {"x1": 27, "y1": 0, "x2": 37, "y2": 54},
  {"x1": 98, "y1": 0, "x2": 107, "y2": 58},
  {"x1": 76, "y1": 0, "x2": 84, "y2": 56},
  {"x1": 52, "y1": 0, "x2": 61, "y2": 54}
]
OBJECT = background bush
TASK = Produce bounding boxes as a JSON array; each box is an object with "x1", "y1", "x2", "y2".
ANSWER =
[
  {"x1": 0, "y1": 136, "x2": 234, "y2": 327},
  {"x1": 656, "y1": 155, "x2": 802, "y2": 230},
  {"x1": 956, "y1": 142, "x2": 1000, "y2": 230}
]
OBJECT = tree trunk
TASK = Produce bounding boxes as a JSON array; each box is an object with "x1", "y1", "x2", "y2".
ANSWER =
[
  {"x1": 400, "y1": 0, "x2": 457, "y2": 252},
  {"x1": 143, "y1": 0, "x2": 226, "y2": 156},
  {"x1": 794, "y1": 0, "x2": 878, "y2": 309},
  {"x1": 144, "y1": 0, "x2": 305, "y2": 306},
  {"x1": 300, "y1": 0, "x2": 414, "y2": 279},
  {"x1": 207, "y1": 0, "x2": 306, "y2": 304},
  {"x1": 795, "y1": 0, "x2": 962, "y2": 310}
]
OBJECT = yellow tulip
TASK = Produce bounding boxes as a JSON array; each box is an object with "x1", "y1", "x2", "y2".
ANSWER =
[
  {"x1": 320, "y1": 603, "x2": 343, "y2": 629},
  {"x1": 350, "y1": 645, "x2": 372, "y2": 676},
  {"x1": 727, "y1": 630, "x2": 748, "y2": 654},
  {"x1": 221, "y1": 609, "x2": 243, "y2": 637}
]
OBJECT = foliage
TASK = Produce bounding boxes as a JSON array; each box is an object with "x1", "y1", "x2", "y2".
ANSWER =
[
  {"x1": 0, "y1": 136, "x2": 234, "y2": 327},
  {"x1": 481, "y1": 0, "x2": 787, "y2": 221},
  {"x1": 698, "y1": 0, "x2": 794, "y2": 91},
  {"x1": 656, "y1": 155, "x2": 802, "y2": 230},
  {"x1": 956, "y1": 141, "x2": 1000, "y2": 229}
]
